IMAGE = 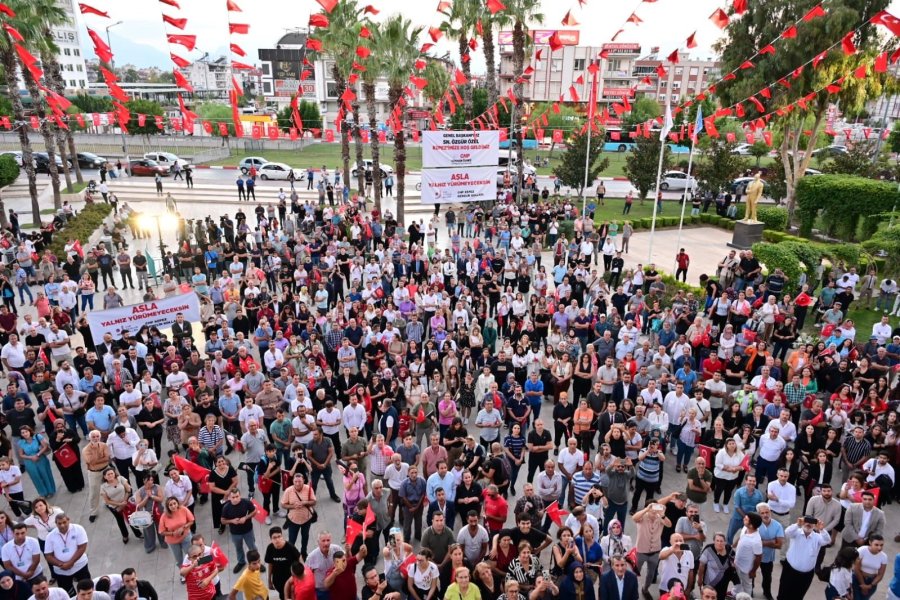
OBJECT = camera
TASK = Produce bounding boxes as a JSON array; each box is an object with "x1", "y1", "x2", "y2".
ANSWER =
[
  {"x1": 680, "y1": 543, "x2": 691, "y2": 551},
  {"x1": 690, "y1": 515, "x2": 700, "y2": 523}
]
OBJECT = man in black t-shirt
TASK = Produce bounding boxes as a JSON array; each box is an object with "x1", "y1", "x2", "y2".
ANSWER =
[
  {"x1": 264, "y1": 526, "x2": 300, "y2": 597},
  {"x1": 220, "y1": 488, "x2": 265, "y2": 573},
  {"x1": 526, "y1": 419, "x2": 553, "y2": 481},
  {"x1": 360, "y1": 567, "x2": 400, "y2": 600}
]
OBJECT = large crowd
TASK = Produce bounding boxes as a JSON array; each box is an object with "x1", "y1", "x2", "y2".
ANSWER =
[{"x1": 0, "y1": 169, "x2": 896, "y2": 600}]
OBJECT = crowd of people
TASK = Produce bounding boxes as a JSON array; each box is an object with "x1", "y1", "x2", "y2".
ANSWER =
[{"x1": 0, "y1": 167, "x2": 897, "y2": 600}]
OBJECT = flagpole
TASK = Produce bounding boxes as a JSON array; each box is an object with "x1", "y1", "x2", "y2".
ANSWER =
[
  {"x1": 647, "y1": 136, "x2": 666, "y2": 264},
  {"x1": 673, "y1": 136, "x2": 695, "y2": 272},
  {"x1": 581, "y1": 60, "x2": 599, "y2": 218}
]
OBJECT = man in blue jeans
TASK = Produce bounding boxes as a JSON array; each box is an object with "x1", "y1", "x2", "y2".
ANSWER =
[
  {"x1": 726, "y1": 475, "x2": 765, "y2": 544},
  {"x1": 220, "y1": 488, "x2": 266, "y2": 575},
  {"x1": 308, "y1": 429, "x2": 341, "y2": 503}
]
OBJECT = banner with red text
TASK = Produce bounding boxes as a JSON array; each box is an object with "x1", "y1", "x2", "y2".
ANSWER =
[
  {"x1": 422, "y1": 130, "x2": 499, "y2": 169},
  {"x1": 86, "y1": 293, "x2": 201, "y2": 341},
  {"x1": 421, "y1": 166, "x2": 497, "y2": 204}
]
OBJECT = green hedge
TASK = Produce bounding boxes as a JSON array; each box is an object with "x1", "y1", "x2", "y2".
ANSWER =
[
  {"x1": 752, "y1": 241, "x2": 802, "y2": 284},
  {"x1": 744, "y1": 206, "x2": 788, "y2": 231},
  {"x1": 796, "y1": 175, "x2": 900, "y2": 240},
  {"x1": 48, "y1": 203, "x2": 113, "y2": 258}
]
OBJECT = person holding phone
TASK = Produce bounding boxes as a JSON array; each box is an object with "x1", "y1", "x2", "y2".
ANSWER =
[{"x1": 657, "y1": 533, "x2": 695, "y2": 597}]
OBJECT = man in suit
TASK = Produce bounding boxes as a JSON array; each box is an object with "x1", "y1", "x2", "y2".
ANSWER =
[
  {"x1": 171, "y1": 312, "x2": 194, "y2": 346},
  {"x1": 122, "y1": 348, "x2": 146, "y2": 381},
  {"x1": 841, "y1": 490, "x2": 885, "y2": 548},
  {"x1": 612, "y1": 372, "x2": 639, "y2": 406},
  {"x1": 597, "y1": 400, "x2": 626, "y2": 444},
  {"x1": 600, "y1": 555, "x2": 639, "y2": 600}
]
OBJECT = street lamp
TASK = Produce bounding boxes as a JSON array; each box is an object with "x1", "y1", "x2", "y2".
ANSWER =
[
  {"x1": 105, "y1": 21, "x2": 123, "y2": 70},
  {"x1": 104, "y1": 20, "x2": 130, "y2": 172},
  {"x1": 138, "y1": 212, "x2": 178, "y2": 283}
]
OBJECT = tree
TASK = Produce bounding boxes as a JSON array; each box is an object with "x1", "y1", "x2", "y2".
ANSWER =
[
  {"x1": 748, "y1": 141, "x2": 770, "y2": 167},
  {"x1": 0, "y1": 154, "x2": 19, "y2": 188},
  {"x1": 450, "y1": 87, "x2": 489, "y2": 129},
  {"x1": 125, "y1": 99, "x2": 165, "y2": 137},
  {"x1": 625, "y1": 136, "x2": 670, "y2": 201},
  {"x1": 316, "y1": 0, "x2": 365, "y2": 194},
  {"x1": 0, "y1": 96, "x2": 12, "y2": 118},
  {"x1": 360, "y1": 20, "x2": 383, "y2": 209},
  {"x1": 275, "y1": 100, "x2": 322, "y2": 133},
  {"x1": 823, "y1": 140, "x2": 883, "y2": 177},
  {"x1": 422, "y1": 60, "x2": 450, "y2": 108},
  {"x1": 714, "y1": 0, "x2": 894, "y2": 223},
  {"x1": 694, "y1": 138, "x2": 748, "y2": 195},
  {"x1": 623, "y1": 97, "x2": 661, "y2": 130},
  {"x1": 70, "y1": 92, "x2": 114, "y2": 114},
  {"x1": 441, "y1": 0, "x2": 477, "y2": 121},
  {"x1": 552, "y1": 130, "x2": 609, "y2": 198},
  {"x1": 374, "y1": 15, "x2": 423, "y2": 224},
  {"x1": 481, "y1": 12, "x2": 505, "y2": 109},
  {"x1": 197, "y1": 102, "x2": 236, "y2": 143},
  {"x1": 888, "y1": 120, "x2": 900, "y2": 154}
]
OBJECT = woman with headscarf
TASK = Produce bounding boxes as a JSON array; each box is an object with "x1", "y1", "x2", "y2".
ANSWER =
[
  {"x1": 0, "y1": 569, "x2": 29, "y2": 600},
  {"x1": 599, "y1": 518, "x2": 633, "y2": 572},
  {"x1": 558, "y1": 562, "x2": 597, "y2": 600}
]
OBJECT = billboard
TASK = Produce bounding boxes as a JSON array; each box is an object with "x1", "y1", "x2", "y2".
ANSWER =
[
  {"x1": 498, "y1": 30, "x2": 580, "y2": 46},
  {"x1": 421, "y1": 166, "x2": 497, "y2": 204},
  {"x1": 422, "y1": 131, "x2": 499, "y2": 169}
]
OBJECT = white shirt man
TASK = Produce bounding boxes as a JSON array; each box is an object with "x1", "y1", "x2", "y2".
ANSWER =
[
  {"x1": 766, "y1": 470, "x2": 797, "y2": 519},
  {"x1": 1, "y1": 527, "x2": 43, "y2": 581},
  {"x1": 316, "y1": 405, "x2": 342, "y2": 436},
  {"x1": 862, "y1": 455, "x2": 895, "y2": 486},
  {"x1": 291, "y1": 410, "x2": 316, "y2": 445},
  {"x1": 43, "y1": 518, "x2": 89, "y2": 578},
  {"x1": 342, "y1": 399, "x2": 367, "y2": 432},
  {"x1": 657, "y1": 537, "x2": 694, "y2": 592},
  {"x1": 118, "y1": 385, "x2": 143, "y2": 418},
  {"x1": 663, "y1": 387, "x2": 690, "y2": 425},
  {"x1": 107, "y1": 427, "x2": 140, "y2": 462},
  {"x1": 765, "y1": 410, "x2": 797, "y2": 444},
  {"x1": 0, "y1": 340, "x2": 26, "y2": 370},
  {"x1": 757, "y1": 428, "x2": 787, "y2": 463}
]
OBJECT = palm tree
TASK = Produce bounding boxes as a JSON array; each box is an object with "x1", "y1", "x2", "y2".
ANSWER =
[
  {"x1": 316, "y1": 1, "x2": 363, "y2": 195},
  {"x1": 360, "y1": 21, "x2": 382, "y2": 211},
  {"x1": 374, "y1": 15, "x2": 422, "y2": 225},
  {"x1": 441, "y1": 0, "x2": 476, "y2": 120},
  {"x1": 0, "y1": 31, "x2": 41, "y2": 224},
  {"x1": 481, "y1": 12, "x2": 505, "y2": 109},
  {"x1": 10, "y1": 0, "x2": 67, "y2": 209},
  {"x1": 502, "y1": 0, "x2": 543, "y2": 194}
]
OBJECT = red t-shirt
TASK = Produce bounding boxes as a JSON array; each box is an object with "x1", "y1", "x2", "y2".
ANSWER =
[
  {"x1": 325, "y1": 555, "x2": 359, "y2": 599},
  {"x1": 291, "y1": 573, "x2": 316, "y2": 600},
  {"x1": 185, "y1": 560, "x2": 218, "y2": 600},
  {"x1": 483, "y1": 492, "x2": 509, "y2": 533}
]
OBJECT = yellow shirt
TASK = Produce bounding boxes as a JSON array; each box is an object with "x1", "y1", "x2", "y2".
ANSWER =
[
  {"x1": 233, "y1": 567, "x2": 268, "y2": 599},
  {"x1": 445, "y1": 583, "x2": 482, "y2": 600}
]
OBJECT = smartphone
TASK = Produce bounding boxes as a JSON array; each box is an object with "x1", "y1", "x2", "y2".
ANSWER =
[
  {"x1": 690, "y1": 515, "x2": 700, "y2": 523},
  {"x1": 196, "y1": 554, "x2": 214, "y2": 565},
  {"x1": 679, "y1": 543, "x2": 691, "y2": 551}
]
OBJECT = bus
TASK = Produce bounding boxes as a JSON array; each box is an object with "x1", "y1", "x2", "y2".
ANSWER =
[{"x1": 601, "y1": 127, "x2": 691, "y2": 154}]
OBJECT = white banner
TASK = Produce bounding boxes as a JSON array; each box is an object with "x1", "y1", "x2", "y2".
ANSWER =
[
  {"x1": 422, "y1": 130, "x2": 499, "y2": 169},
  {"x1": 86, "y1": 293, "x2": 201, "y2": 341},
  {"x1": 421, "y1": 166, "x2": 497, "y2": 204}
]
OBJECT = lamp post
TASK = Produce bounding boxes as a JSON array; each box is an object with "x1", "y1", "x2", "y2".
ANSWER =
[
  {"x1": 104, "y1": 21, "x2": 130, "y2": 175},
  {"x1": 139, "y1": 212, "x2": 178, "y2": 283}
]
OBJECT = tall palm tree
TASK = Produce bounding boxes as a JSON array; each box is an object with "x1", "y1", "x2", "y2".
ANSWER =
[
  {"x1": 11, "y1": 0, "x2": 67, "y2": 209},
  {"x1": 441, "y1": 0, "x2": 477, "y2": 121},
  {"x1": 502, "y1": 0, "x2": 542, "y2": 193},
  {"x1": 315, "y1": 0, "x2": 363, "y2": 194},
  {"x1": 360, "y1": 20, "x2": 382, "y2": 210},
  {"x1": 374, "y1": 15, "x2": 422, "y2": 225},
  {"x1": 482, "y1": 10, "x2": 510, "y2": 109},
  {"x1": 0, "y1": 31, "x2": 41, "y2": 224}
]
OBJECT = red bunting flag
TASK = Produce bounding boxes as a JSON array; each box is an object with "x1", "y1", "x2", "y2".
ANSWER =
[
  {"x1": 548, "y1": 32, "x2": 563, "y2": 52},
  {"x1": 428, "y1": 27, "x2": 442, "y2": 42},
  {"x1": 872, "y1": 11, "x2": 900, "y2": 37},
  {"x1": 802, "y1": 4, "x2": 826, "y2": 21},
  {"x1": 306, "y1": 38, "x2": 323, "y2": 51},
  {"x1": 229, "y1": 23, "x2": 249, "y2": 34},
  {"x1": 686, "y1": 32, "x2": 697, "y2": 49},
  {"x1": 173, "y1": 455, "x2": 211, "y2": 482},
  {"x1": 759, "y1": 44, "x2": 776, "y2": 55},
  {"x1": 762, "y1": 130, "x2": 773, "y2": 146},
  {"x1": 748, "y1": 96, "x2": 765, "y2": 111},
  {"x1": 740, "y1": 60, "x2": 754, "y2": 69},
  {"x1": 667, "y1": 49, "x2": 679, "y2": 64},
  {"x1": 569, "y1": 86, "x2": 580, "y2": 102},
  {"x1": 726, "y1": 132, "x2": 736, "y2": 142},
  {"x1": 87, "y1": 29, "x2": 114, "y2": 64},
  {"x1": 230, "y1": 43, "x2": 245, "y2": 56},
  {"x1": 454, "y1": 69, "x2": 468, "y2": 85},
  {"x1": 709, "y1": 8, "x2": 729, "y2": 29},
  {"x1": 170, "y1": 53, "x2": 191, "y2": 67},
  {"x1": 315, "y1": 0, "x2": 338, "y2": 12},
  {"x1": 2, "y1": 24, "x2": 23, "y2": 42},
  {"x1": 782, "y1": 25, "x2": 797, "y2": 39},
  {"x1": 759, "y1": 87, "x2": 771, "y2": 99},
  {"x1": 0, "y1": 3, "x2": 14, "y2": 17},
  {"x1": 733, "y1": 0, "x2": 747, "y2": 14},
  {"x1": 552, "y1": 129, "x2": 563, "y2": 143},
  {"x1": 875, "y1": 52, "x2": 888, "y2": 73},
  {"x1": 158, "y1": 0, "x2": 180, "y2": 6},
  {"x1": 309, "y1": 14, "x2": 329, "y2": 27},
  {"x1": 162, "y1": 14, "x2": 187, "y2": 29},
  {"x1": 545, "y1": 501, "x2": 569, "y2": 527},
  {"x1": 561, "y1": 10, "x2": 579, "y2": 26},
  {"x1": 841, "y1": 32, "x2": 856, "y2": 55},
  {"x1": 744, "y1": 132, "x2": 754, "y2": 144},
  {"x1": 226, "y1": 0, "x2": 241, "y2": 10},
  {"x1": 437, "y1": 0, "x2": 451, "y2": 11},
  {"x1": 29, "y1": 116, "x2": 40, "y2": 130},
  {"x1": 826, "y1": 83, "x2": 842, "y2": 94},
  {"x1": 167, "y1": 34, "x2": 196, "y2": 50},
  {"x1": 78, "y1": 3, "x2": 108, "y2": 17},
  {"x1": 626, "y1": 12, "x2": 642, "y2": 24},
  {"x1": 362, "y1": 4, "x2": 378, "y2": 14},
  {"x1": 173, "y1": 70, "x2": 193, "y2": 91},
  {"x1": 812, "y1": 51, "x2": 827, "y2": 68},
  {"x1": 854, "y1": 65, "x2": 868, "y2": 79},
  {"x1": 360, "y1": 26, "x2": 371, "y2": 38},
  {"x1": 356, "y1": 46, "x2": 371, "y2": 59},
  {"x1": 487, "y1": 0, "x2": 505, "y2": 14}
]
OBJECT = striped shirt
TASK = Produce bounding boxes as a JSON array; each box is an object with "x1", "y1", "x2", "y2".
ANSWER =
[
  {"x1": 198, "y1": 425, "x2": 225, "y2": 455},
  {"x1": 504, "y1": 435, "x2": 526, "y2": 459},
  {"x1": 842, "y1": 436, "x2": 872, "y2": 465},
  {"x1": 636, "y1": 451, "x2": 663, "y2": 483},
  {"x1": 571, "y1": 472, "x2": 602, "y2": 505}
]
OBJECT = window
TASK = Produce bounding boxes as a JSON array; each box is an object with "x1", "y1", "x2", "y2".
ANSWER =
[
  {"x1": 261, "y1": 63, "x2": 271, "y2": 76},
  {"x1": 65, "y1": 64, "x2": 73, "y2": 71},
  {"x1": 675, "y1": 67, "x2": 683, "y2": 76},
  {"x1": 573, "y1": 58, "x2": 586, "y2": 71},
  {"x1": 689, "y1": 67, "x2": 699, "y2": 76},
  {"x1": 73, "y1": 49, "x2": 80, "y2": 56},
  {"x1": 76, "y1": 65, "x2": 83, "y2": 72},
  {"x1": 69, "y1": 79, "x2": 75, "y2": 87},
  {"x1": 551, "y1": 59, "x2": 562, "y2": 72},
  {"x1": 263, "y1": 81, "x2": 272, "y2": 95},
  {"x1": 63, "y1": 48, "x2": 70, "y2": 56},
  {"x1": 79, "y1": 80, "x2": 85, "y2": 87}
]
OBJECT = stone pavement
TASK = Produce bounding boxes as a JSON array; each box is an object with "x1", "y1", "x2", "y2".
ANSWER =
[{"x1": 2, "y1": 192, "x2": 896, "y2": 599}]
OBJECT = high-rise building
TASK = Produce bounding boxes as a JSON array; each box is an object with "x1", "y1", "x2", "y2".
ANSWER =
[{"x1": 46, "y1": 0, "x2": 88, "y2": 90}]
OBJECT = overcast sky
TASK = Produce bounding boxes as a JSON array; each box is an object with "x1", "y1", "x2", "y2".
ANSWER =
[{"x1": 80, "y1": 0, "x2": 744, "y2": 70}]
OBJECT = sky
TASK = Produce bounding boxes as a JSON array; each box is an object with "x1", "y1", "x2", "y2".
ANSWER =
[{"x1": 78, "y1": 0, "x2": 737, "y2": 70}]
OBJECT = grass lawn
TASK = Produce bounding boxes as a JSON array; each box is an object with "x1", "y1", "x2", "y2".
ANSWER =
[{"x1": 838, "y1": 305, "x2": 885, "y2": 341}]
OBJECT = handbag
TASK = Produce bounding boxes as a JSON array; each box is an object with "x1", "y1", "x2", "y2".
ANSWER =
[
  {"x1": 53, "y1": 444, "x2": 78, "y2": 469},
  {"x1": 306, "y1": 486, "x2": 318, "y2": 523}
]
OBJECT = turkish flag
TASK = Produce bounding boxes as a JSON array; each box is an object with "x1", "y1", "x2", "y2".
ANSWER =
[
  {"x1": 268, "y1": 125, "x2": 279, "y2": 140},
  {"x1": 802, "y1": 4, "x2": 826, "y2": 21},
  {"x1": 78, "y1": 3, "x2": 108, "y2": 17},
  {"x1": 315, "y1": 0, "x2": 337, "y2": 12},
  {"x1": 361, "y1": 130, "x2": 369, "y2": 143},
  {"x1": 75, "y1": 114, "x2": 85, "y2": 128},
  {"x1": 202, "y1": 121, "x2": 212, "y2": 134},
  {"x1": 218, "y1": 122, "x2": 229, "y2": 136},
  {"x1": 763, "y1": 131, "x2": 773, "y2": 146},
  {"x1": 611, "y1": 131, "x2": 621, "y2": 140},
  {"x1": 872, "y1": 11, "x2": 900, "y2": 37},
  {"x1": 726, "y1": 132, "x2": 735, "y2": 142},
  {"x1": 306, "y1": 38, "x2": 323, "y2": 51},
  {"x1": 842, "y1": 32, "x2": 856, "y2": 55},
  {"x1": 733, "y1": 0, "x2": 747, "y2": 14},
  {"x1": 229, "y1": 22, "x2": 250, "y2": 34},
  {"x1": 548, "y1": 31, "x2": 563, "y2": 52},
  {"x1": 709, "y1": 8, "x2": 729, "y2": 29},
  {"x1": 740, "y1": 454, "x2": 752, "y2": 471},
  {"x1": 561, "y1": 10, "x2": 579, "y2": 26},
  {"x1": 309, "y1": 14, "x2": 329, "y2": 27},
  {"x1": 356, "y1": 46, "x2": 371, "y2": 59},
  {"x1": 167, "y1": 34, "x2": 196, "y2": 51},
  {"x1": 155, "y1": 115, "x2": 164, "y2": 130},
  {"x1": 325, "y1": 129, "x2": 335, "y2": 142},
  {"x1": 545, "y1": 501, "x2": 569, "y2": 526},
  {"x1": 487, "y1": 0, "x2": 505, "y2": 14},
  {"x1": 226, "y1": 0, "x2": 241, "y2": 10},
  {"x1": 378, "y1": 130, "x2": 386, "y2": 143},
  {"x1": 251, "y1": 125, "x2": 261, "y2": 139},
  {"x1": 162, "y1": 14, "x2": 187, "y2": 29},
  {"x1": 137, "y1": 114, "x2": 146, "y2": 127},
  {"x1": 667, "y1": 49, "x2": 679, "y2": 64},
  {"x1": 198, "y1": 475, "x2": 210, "y2": 494},
  {"x1": 250, "y1": 499, "x2": 268, "y2": 524},
  {"x1": 29, "y1": 116, "x2": 40, "y2": 130},
  {"x1": 499, "y1": 129, "x2": 508, "y2": 142},
  {"x1": 412, "y1": 130, "x2": 420, "y2": 142},
  {"x1": 290, "y1": 128, "x2": 298, "y2": 141},
  {"x1": 745, "y1": 132, "x2": 754, "y2": 144},
  {"x1": 875, "y1": 52, "x2": 889, "y2": 73},
  {"x1": 697, "y1": 445, "x2": 715, "y2": 465},
  {"x1": 362, "y1": 4, "x2": 378, "y2": 14},
  {"x1": 346, "y1": 519, "x2": 364, "y2": 547},
  {"x1": 210, "y1": 541, "x2": 229, "y2": 568},
  {"x1": 170, "y1": 53, "x2": 191, "y2": 68},
  {"x1": 552, "y1": 129, "x2": 563, "y2": 143},
  {"x1": 173, "y1": 455, "x2": 211, "y2": 483},
  {"x1": 686, "y1": 32, "x2": 697, "y2": 49}
]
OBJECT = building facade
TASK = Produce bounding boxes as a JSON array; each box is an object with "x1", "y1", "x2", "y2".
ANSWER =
[
  {"x1": 178, "y1": 57, "x2": 248, "y2": 101},
  {"x1": 25, "y1": 0, "x2": 88, "y2": 91}
]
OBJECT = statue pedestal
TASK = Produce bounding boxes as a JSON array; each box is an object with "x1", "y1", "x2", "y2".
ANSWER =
[{"x1": 728, "y1": 220, "x2": 764, "y2": 250}]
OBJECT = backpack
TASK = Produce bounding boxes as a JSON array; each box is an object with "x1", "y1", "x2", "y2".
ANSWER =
[{"x1": 498, "y1": 454, "x2": 513, "y2": 483}]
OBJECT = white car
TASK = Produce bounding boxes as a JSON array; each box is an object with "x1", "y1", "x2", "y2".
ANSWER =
[
  {"x1": 257, "y1": 162, "x2": 301, "y2": 181},
  {"x1": 351, "y1": 159, "x2": 394, "y2": 178},
  {"x1": 143, "y1": 151, "x2": 190, "y2": 169},
  {"x1": 731, "y1": 143, "x2": 754, "y2": 156},
  {"x1": 659, "y1": 171, "x2": 697, "y2": 191},
  {"x1": 239, "y1": 156, "x2": 268, "y2": 173}
]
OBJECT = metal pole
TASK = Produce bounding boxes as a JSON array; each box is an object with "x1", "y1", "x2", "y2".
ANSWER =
[
  {"x1": 156, "y1": 216, "x2": 165, "y2": 283},
  {"x1": 647, "y1": 137, "x2": 667, "y2": 264},
  {"x1": 673, "y1": 136, "x2": 695, "y2": 272},
  {"x1": 871, "y1": 94, "x2": 892, "y2": 165},
  {"x1": 507, "y1": 100, "x2": 516, "y2": 200},
  {"x1": 581, "y1": 60, "x2": 598, "y2": 218}
]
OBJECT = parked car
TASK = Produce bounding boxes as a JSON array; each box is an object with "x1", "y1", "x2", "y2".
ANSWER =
[
  {"x1": 351, "y1": 159, "x2": 394, "y2": 178},
  {"x1": 238, "y1": 156, "x2": 268, "y2": 173},
  {"x1": 658, "y1": 171, "x2": 697, "y2": 191},
  {"x1": 75, "y1": 152, "x2": 107, "y2": 169},
  {"x1": 731, "y1": 143, "x2": 754, "y2": 156},
  {"x1": 128, "y1": 158, "x2": 169, "y2": 177},
  {"x1": 811, "y1": 144, "x2": 848, "y2": 157},
  {"x1": 257, "y1": 162, "x2": 301, "y2": 181},
  {"x1": 143, "y1": 151, "x2": 190, "y2": 169},
  {"x1": 34, "y1": 152, "x2": 72, "y2": 174}
]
